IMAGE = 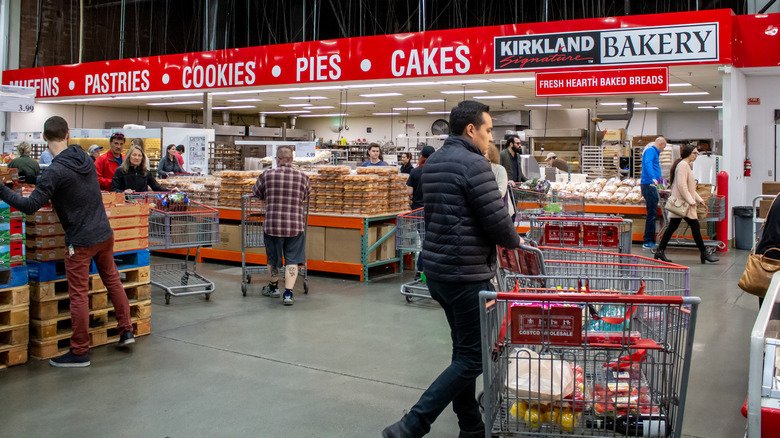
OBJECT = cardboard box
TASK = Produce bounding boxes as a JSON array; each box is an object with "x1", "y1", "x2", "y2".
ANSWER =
[
  {"x1": 109, "y1": 215, "x2": 148, "y2": 229},
  {"x1": 377, "y1": 224, "x2": 397, "y2": 261},
  {"x1": 216, "y1": 224, "x2": 241, "y2": 252},
  {"x1": 325, "y1": 228, "x2": 362, "y2": 264},
  {"x1": 28, "y1": 222, "x2": 65, "y2": 236},
  {"x1": 26, "y1": 235, "x2": 66, "y2": 249},
  {"x1": 113, "y1": 227, "x2": 149, "y2": 240},
  {"x1": 631, "y1": 136, "x2": 658, "y2": 148},
  {"x1": 763, "y1": 182, "x2": 780, "y2": 196},
  {"x1": 102, "y1": 192, "x2": 126, "y2": 205},
  {"x1": 27, "y1": 247, "x2": 67, "y2": 262},
  {"x1": 760, "y1": 199, "x2": 773, "y2": 219},
  {"x1": 305, "y1": 226, "x2": 325, "y2": 261},
  {"x1": 603, "y1": 129, "x2": 626, "y2": 141},
  {"x1": 27, "y1": 210, "x2": 59, "y2": 224},
  {"x1": 113, "y1": 237, "x2": 148, "y2": 252},
  {"x1": 106, "y1": 203, "x2": 149, "y2": 218}
]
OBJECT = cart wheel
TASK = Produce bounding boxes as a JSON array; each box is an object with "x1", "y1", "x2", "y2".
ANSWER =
[
  {"x1": 405, "y1": 295, "x2": 414, "y2": 303},
  {"x1": 246, "y1": 274, "x2": 252, "y2": 284},
  {"x1": 303, "y1": 281, "x2": 309, "y2": 295},
  {"x1": 165, "y1": 293, "x2": 171, "y2": 305},
  {"x1": 205, "y1": 293, "x2": 211, "y2": 301},
  {"x1": 241, "y1": 283, "x2": 247, "y2": 296},
  {"x1": 477, "y1": 391, "x2": 484, "y2": 410},
  {"x1": 181, "y1": 273, "x2": 189, "y2": 286}
]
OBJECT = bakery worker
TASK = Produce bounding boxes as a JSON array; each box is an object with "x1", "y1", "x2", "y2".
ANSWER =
[
  {"x1": 545, "y1": 152, "x2": 569, "y2": 173},
  {"x1": 361, "y1": 143, "x2": 388, "y2": 167},
  {"x1": 87, "y1": 145, "x2": 102, "y2": 162}
]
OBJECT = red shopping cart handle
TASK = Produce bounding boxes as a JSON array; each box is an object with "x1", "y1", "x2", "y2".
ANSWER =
[{"x1": 494, "y1": 292, "x2": 684, "y2": 305}]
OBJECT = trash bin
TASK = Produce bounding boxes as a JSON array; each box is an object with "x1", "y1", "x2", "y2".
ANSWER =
[{"x1": 733, "y1": 206, "x2": 755, "y2": 250}]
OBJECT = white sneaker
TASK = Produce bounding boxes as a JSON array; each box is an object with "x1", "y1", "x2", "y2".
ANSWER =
[
  {"x1": 262, "y1": 286, "x2": 281, "y2": 298},
  {"x1": 283, "y1": 292, "x2": 293, "y2": 306}
]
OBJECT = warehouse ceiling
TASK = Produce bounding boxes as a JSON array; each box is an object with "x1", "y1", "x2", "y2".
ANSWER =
[{"x1": 37, "y1": 64, "x2": 725, "y2": 119}]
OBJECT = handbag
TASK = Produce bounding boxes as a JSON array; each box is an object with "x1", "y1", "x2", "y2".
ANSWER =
[
  {"x1": 664, "y1": 195, "x2": 689, "y2": 216},
  {"x1": 739, "y1": 195, "x2": 780, "y2": 297}
]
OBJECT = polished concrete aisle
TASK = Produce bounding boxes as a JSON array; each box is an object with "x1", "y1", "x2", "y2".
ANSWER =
[{"x1": 0, "y1": 246, "x2": 757, "y2": 437}]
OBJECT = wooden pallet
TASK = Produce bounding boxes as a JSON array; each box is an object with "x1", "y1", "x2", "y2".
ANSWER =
[
  {"x1": 29, "y1": 284, "x2": 151, "y2": 321},
  {"x1": 29, "y1": 317, "x2": 150, "y2": 360},
  {"x1": 29, "y1": 298, "x2": 151, "y2": 342},
  {"x1": 0, "y1": 288, "x2": 30, "y2": 369},
  {"x1": 29, "y1": 266, "x2": 150, "y2": 302},
  {"x1": 0, "y1": 285, "x2": 30, "y2": 310},
  {"x1": 0, "y1": 345, "x2": 28, "y2": 369}
]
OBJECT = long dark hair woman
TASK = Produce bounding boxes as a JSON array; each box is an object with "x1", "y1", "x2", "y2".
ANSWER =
[
  {"x1": 654, "y1": 144, "x2": 719, "y2": 264},
  {"x1": 158, "y1": 144, "x2": 185, "y2": 177},
  {"x1": 399, "y1": 152, "x2": 413, "y2": 174}
]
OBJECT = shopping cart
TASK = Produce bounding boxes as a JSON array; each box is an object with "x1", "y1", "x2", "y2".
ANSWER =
[
  {"x1": 498, "y1": 245, "x2": 691, "y2": 297},
  {"x1": 656, "y1": 192, "x2": 727, "y2": 254},
  {"x1": 527, "y1": 216, "x2": 633, "y2": 254},
  {"x1": 240, "y1": 194, "x2": 309, "y2": 296},
  {"x1": 396, "y1": 208, "x2": 429, "y2": 302},
  {"x1": 127, "y1": 192, "x2": 219, "y2": 304},
  {"x1": 743, "y1": 273, "x2": 780, "y2": 437},
  {"x1": 512, "y1": 189, "x2": 585, "y2": 221},
  {"x1": 479, "y1": 289, "x2": 701, "y2": 437}
]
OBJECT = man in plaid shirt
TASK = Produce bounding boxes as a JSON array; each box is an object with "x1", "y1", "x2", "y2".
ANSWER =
[{"x1": 252, "y1": 146, "x2": 311, "y2": 305}]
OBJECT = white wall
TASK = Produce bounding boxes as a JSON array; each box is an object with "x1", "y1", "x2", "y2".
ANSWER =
[
  {"x1": 657, "y1": 111, "x2": 720, "y2": 141},
  {"x1": 722, "y1": 68, "x2": 750, "y2": 239},
  {"x1": 8, "y1": 103, "x2": 191, "y2": 133},
  {"x1": 601, "y1": 111, "x2": 658, "y2": 138},
  {"x1": 744, "y1": 74, "x2": 780, "y2": 201}
]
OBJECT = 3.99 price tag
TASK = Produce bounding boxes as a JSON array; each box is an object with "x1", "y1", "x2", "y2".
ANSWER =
[{"x1": 0, "y1": 86, "x2": 36, "y2": 113}]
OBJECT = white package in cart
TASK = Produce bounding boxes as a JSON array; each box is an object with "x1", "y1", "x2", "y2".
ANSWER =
[{"x1": 506, "y1": 348, "x2": 575, "y2": 402}]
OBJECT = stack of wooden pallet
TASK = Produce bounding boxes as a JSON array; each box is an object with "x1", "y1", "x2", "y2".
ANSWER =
[{"x1": 27, "y1": 250, "x2": 152, "y2": 360}]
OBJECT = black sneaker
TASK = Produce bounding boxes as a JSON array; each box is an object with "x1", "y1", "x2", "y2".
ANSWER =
[
  {"x1": 118, "y1": 329, "x2": 135, "y2": 346},
  {"x1": 49, "y1": 350, "x2": 90, "y2": 368}
]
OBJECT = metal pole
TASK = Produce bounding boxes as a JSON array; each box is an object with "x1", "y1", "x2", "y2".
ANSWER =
[
  {"x1": 203, "y1": 92, "x2": 213, "y2": 128},
  {"x1": 302, "y1": 0, "x2": 306, "y2": 41},
  {"x1": 119, "y1": 0, "x2": 126, "y2": 59},
  {"x1": 543, "y1": 0, "x2": 549, "y2": 21}
]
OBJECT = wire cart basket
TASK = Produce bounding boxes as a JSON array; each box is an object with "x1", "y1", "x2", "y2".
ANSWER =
[
  {"x1": 479, "y1": 289, "x2": 701, "y2": 437},
  {"x1": 396, "y1": 208, "x2": 429, "y2": 302},
  {"x1": 656, "y1": 192, "x2": 726, "y2": 254},
  {"x1": 240, "y1": 194, "x2": 309, "y2": 296},
  {"x1": 527, "y1": 216, "x2": 633, "y2": 254},
  {"x1": 127, "y1": 192, "x2": 219, "y2": 304},
  {"x1": 513, "y1": 189, "x2": 586, "y2": 221}
]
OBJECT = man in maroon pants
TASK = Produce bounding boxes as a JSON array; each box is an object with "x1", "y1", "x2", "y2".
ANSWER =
[{"x1": 0, "y1": 116, "x2": 134, "y2": 367}]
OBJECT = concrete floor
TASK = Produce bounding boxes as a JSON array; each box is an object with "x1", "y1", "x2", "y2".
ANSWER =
[{"x1": 0, "y1": 245, "x2": 757, "y2": 437}]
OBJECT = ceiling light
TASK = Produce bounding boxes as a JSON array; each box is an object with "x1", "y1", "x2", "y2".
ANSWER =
[
  {"x1": 525, "y1": 104, "x2": 562, "y2": 107},
  {"x1": 303, "y1": 106, "x2": 335, "y2": 110},
  {"x1": 622, "y1": 107, "x2": 658, "y2": 110},
  {"x1": 698, "y1": 105, "x2": 723, "y2": 109},
  {"x1": 393, "y1": 107, "x2": 425, "y2": 111},
  {"x1": 441, "y1": 89, "x2": 487, "y2": 94},
  {"x1": 491, "y1": 77, "x2": 536, "y2": 82},
  {"x1": 436, "y1": 79, "x2": 490, "y2": 85},
  {"x1": 659, "y1": 91, "x2": 709, "y2": 96},
  {"x1": 289, "y1": 96, "x2": 327, "y2": 100},
  {"x1": 373, "y1": 112, "x2": 401, "y2": 116},
  {"x1": 599, "y1": 102, "x2": 626, "y2": 106},
  {"x1": 148, "y1": 101, "x2": 201, "y2": 106},
  {"x1": 683, "y1": 100, "x2": 723, "y2": 104},
  {"x1": 227, "y1": 98, "x2": 262, "y2": 103},
  {"x1": 475, "y1": 95, "x2": 517, "y2": 99},
  {"x1": 359, "y1": 92, "x2": 402, "y2": 97},
  {"x1": 407, "y1": 99, "x2": 445, "y2": 104},
  {"x1": 212, "y1": 105, "x2": 257, "y2": 110},
  {"x1": 279, "y1": 103, "x2": 312, "y2": 107},
  {"x1": 669, "y1": 82, "x2": 692, "y2": 87},
  {"x1": 343, "y1": 101, "x2": 375, "y2": 105},
  {"x1": 427, "y1": 111, "x2": 450, "y2": 115},
  {"x1": 299, "y1": 113, "x2": 348, "y2": 118},
  {"x1": 261, "y1": 110, "x2": 312, "y2": 114}
]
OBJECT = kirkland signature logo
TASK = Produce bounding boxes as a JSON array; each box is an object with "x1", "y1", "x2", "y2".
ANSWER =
[{"x1": 495, "y1": 23, "x2": 718, "y2": 70}]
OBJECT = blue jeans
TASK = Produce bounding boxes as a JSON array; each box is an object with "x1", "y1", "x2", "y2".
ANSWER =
[
  {"x1": 641, "y1": 184, "x2": 659, "y2": 244},
  {"x1": 404, "y1": 277, "x2": 492, "y2": 436}
]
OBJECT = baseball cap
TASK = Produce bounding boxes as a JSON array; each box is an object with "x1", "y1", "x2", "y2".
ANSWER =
[
  {"x1": 546, "y1": 152, "x2": 557, "y2": 160},
  {"x1": 88, "y1": 145, "x2": 103, "y2": 155},
  {"x1": 110, "y1": 132, "x2": 125, "y2": 141},
  {"x1": 421, "y1": 145, "x2": 436, "y2": 158}
]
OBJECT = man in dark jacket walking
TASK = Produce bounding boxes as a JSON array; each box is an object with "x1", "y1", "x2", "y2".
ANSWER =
[
  {"x1": 0, "y1": 116, "x2": 135, "y2": 367},
  {"x1": 383, "y1": 101, "x2": 522, "y2": 438}
]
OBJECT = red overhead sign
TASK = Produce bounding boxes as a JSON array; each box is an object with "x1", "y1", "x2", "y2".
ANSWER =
[{"x1": 535, "y1": 67, "x2": 669, "y2": 97}]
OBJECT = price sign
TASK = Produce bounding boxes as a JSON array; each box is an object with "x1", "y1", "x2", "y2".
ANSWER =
[
  {"x1": 0, "y1": 86, "x2": 36, "y2": 113},
  {"x1": 295, "y1": 142, "x2": 317, "y2": 158}
]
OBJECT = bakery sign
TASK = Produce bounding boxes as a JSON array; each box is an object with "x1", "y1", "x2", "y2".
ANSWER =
[{"x1": 495, "y1": 23, "x2": 719, "y2": 70}]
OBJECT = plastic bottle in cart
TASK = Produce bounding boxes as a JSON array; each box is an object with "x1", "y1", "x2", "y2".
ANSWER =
[{"x1": 585, "y1": 414, "x2": 669, "y2": 437}]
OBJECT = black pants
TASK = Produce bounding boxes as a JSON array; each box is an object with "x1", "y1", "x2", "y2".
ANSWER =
[{"x1": 657, "y1": 217, "x2": 706, "y2": 253}]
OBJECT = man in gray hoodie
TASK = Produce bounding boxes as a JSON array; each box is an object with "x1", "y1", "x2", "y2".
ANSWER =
[{"x1": 0, "y1": 116, "x2": 135, "y2": 367}]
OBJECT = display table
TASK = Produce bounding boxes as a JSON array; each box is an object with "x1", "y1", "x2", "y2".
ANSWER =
[{"x1": 155, "y1": 208, "x2": 402, "y2": 282}]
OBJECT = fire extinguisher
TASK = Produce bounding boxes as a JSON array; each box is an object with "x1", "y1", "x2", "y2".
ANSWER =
[{"x1": 744, "y1": 158, "x2": 752, "y2": 177}]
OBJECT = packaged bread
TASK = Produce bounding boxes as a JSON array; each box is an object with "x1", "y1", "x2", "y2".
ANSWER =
[
  {"x1": 357, "y1": 166, "x2": 399, "y2": 176},
  {"x1": 615, "y1": 186, "x2": 631, "y2": 195},
  {"x1": 316, "y1": 165, "x2": 351, "y2": 175}
]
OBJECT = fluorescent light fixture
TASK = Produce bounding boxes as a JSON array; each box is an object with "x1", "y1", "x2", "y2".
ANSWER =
[
  {"x1": 212, "y1": 105, "x2": 256, "y2": 110},
  {"x1": 436, "y1": 79, "x2": 489, "y2": 85},
  {"x1": 359, "y1": 92, "x2": 402, "y2": 97},
  {"x1": 683, "y1": 100, "x2": 723, "y2": 104},
  {"x1": 373, "y1": 112, "x2": 401, "y2": 116},
  {"x1": 669, "y1": 82, "x2": 692, "y2": 87},
  {"x1": 659, "y1": 91, "x2": 709, "y2": 96},
  {"x1": 299, "y1": 113, "x2": 348, "y2": 118},
  {"x1": 427, "y1": 111, "x2": 450, "y2": 115},
  {"x1": 407, "y1": 99, "x2": 445, "y2": 104},
  {"x1": 302, "y1": 106, "x2": 335, "y2": 110},
  {"x1": 211, "y1": 90, "x2": 262, "y2": 96},
  {"x1": 475, "y1": 95, "x2": 517, "y2": 99},
  {"x1": 227, "y1": 98, "x2": 262, "y2": 103},
  {"x1": 525, "y1": 104, "x2": 562, "y2": 107},
  {"x1": 148, "y1": 101, "x2": 201, "y2": 106},
  {"x1": 279, "y1": 103, "x2": 312, "y2": 107},
  {"x1": 261, "y1": 110, "x2": 312, "y2": 114},
  {"x1": 599, "y1": 102, "x2": 626, "y2": 106},
  {"x1": 491, "y1": 77, "x2": 536, "y2": 82},
  {"x1": 622, "y1": 106, "x2": 658, "y2": 110},
  {"x1": 289, "y1": 96, "x2": 326, "y2": 100},
  {"x1": 393, "y1": 107, "x2": 425, "y2": 111},
  {"x1": 441, "y1": 89, "x2": 486, "y2": 94},
  {"x1": 343, "y1": 101, "x2": 375, "y2": 105},
  {"x1": 698, "y1": 105, "x2": 723, "y2": 109}
]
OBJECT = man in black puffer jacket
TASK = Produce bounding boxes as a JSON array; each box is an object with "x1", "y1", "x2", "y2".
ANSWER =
[
  {"x1": 383, "y1": 101, "x2": 522, "y2": 438},
  {"x1": 0, "y1": 116, "x2": 135, "y2": 368}
]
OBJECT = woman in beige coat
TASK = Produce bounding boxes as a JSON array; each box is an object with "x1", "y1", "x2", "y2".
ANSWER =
[{"x1": 654, "y1": 144, "x2": 719, "y2": 264}]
